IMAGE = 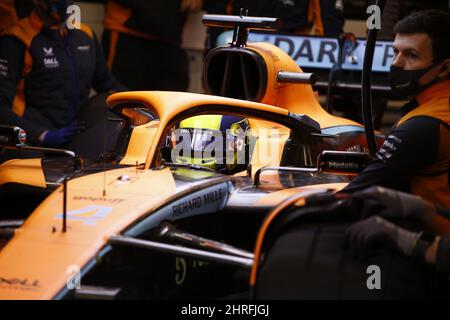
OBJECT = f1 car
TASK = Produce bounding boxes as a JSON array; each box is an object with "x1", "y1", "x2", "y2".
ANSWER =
[{"x1": 0, "y1": 14, "x2": 383, "y2": 299}]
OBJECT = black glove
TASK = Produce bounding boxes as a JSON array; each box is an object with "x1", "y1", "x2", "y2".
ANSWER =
[
  {"x1": 345, "y1": 216, "x2": 430, "y2": 259},
  {"x1": 351, "y1": 186, "x2": 436, "y2": 221}
]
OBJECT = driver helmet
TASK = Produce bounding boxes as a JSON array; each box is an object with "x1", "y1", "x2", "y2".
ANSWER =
[{"x1": 170, "y1": 115, "x2": 251, "y2": 174}]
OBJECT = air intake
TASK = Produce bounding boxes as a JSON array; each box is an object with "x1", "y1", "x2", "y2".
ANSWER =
[{"x1": 203, "y1": 47, "x2": 268, "y2": 102}]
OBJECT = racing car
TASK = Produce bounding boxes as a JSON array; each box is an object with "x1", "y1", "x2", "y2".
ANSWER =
[{"x1": 0, "y1": 14, "x2": 383, "y2": 299}]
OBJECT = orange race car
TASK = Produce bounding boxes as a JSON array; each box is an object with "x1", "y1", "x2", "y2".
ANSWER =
[{"x1": 0, "y1": 14, "x2": 384, "y2": 299}]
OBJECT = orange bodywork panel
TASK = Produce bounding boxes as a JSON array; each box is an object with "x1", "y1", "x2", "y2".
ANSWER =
[
  {"x1": 248, "y1": 43, "x2": 363, "y2": 129},
  {"x1": 0, "y1": 158, "x2": 46, "y2": 188},
  {"x1": 119, "y1": 120, "x2": 159, "y2": 165},
  {"x1": 254, "y1": 183, "x2": 348, "y2": 207},
  {"x1": 107, "y1": 91, "x2": 290, "y2": 170},
  {"x1": 0, "y1": 167, "x2": 177, "y2": 299},
  {"x1": 246, "y1": 118, "x2": 290, "y2": 170}
]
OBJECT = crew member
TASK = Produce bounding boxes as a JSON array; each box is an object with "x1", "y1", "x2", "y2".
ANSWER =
[
  {"x1": 346, "y1": 186, "x2": 450, "y2": 275},
  {"x1": 344, "y1": 10, "x2": 450, "y2": 210},
  {"x1": 103, "y1": 0, "x2": 199, "y2": 91},
  {"x1": 0, "y1": 0, "x2": 124, "y2": 158}
]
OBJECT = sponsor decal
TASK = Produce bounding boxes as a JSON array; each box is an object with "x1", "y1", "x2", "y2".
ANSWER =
[
  {"x1": 172, "y1": 197, "x2": 202, "y2": 217},
  {"x1": 0, "y1": 277, "x2": 42, "y2": 292},
  {"x1": 172, "y1": 188, "x2": 225, "y2": 217},
  {"x1": 0, "y1": 60, "x2": 8, "y2": 77},
  {"x1": 18, "y1": 129, "x2": 26, "y2": 144},
  {"x1": 248, "y1": 32, "x2": 394, "y2": 72},
  {"x1": 42, "y1": 47, "x2": 60, "y2": 68},
  {"x1": 55, "y1": 205, "x2": 113, "y2": 226},
  {"x1": 66, "y1": 265, "x2": 81, "y2": 290},
  {"x1": 44, "y1": 57, "x2": 60, "y2": 68},
  {"x1": 220, "y1": 31, "x2": 394, "y2": 72},
  {"x1": 77, "y1": 45, "x2": 90, "y2": 52},
  {"x1": 0, "y1": 136, "x2": 9, "y2": 144},
  {"x1": 72, "y1": 196, "x2": 125, "y2": 204},
  {"x1": 124, "y1": 183, "x2": 230, "y2": 236},
  {"x1": 327, "y1": 161, "x2": 359, "y2": 170},
  {"x1": 376, "y1": 134, "x2": 402, "y2": 162}
]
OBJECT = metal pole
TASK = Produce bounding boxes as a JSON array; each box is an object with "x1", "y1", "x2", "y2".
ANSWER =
[
  {"x1": 110, "y1": 235, "x2": 254, "y2": 269},
  {"x1": 63, "y1": 176, "x2": 67, "y2": 233},
  {"x1": 361, "y1": 0, "x2": 386, "y2": 156}
]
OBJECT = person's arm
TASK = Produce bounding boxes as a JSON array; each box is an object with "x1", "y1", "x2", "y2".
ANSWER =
[
  {"x1": 91, "y1": 32, "x2": 126, "y2": 94},
  {"x1": 347, "y1": 217, "x2": 450, "y2": 275},
  {"x1": 0, "y1": 35, "x2": 47, "y2": 144},
  {"x1": 349, "y1": 186, "x2": 450, "y2": 235},
  {"x1": 344, "y1": 117, "x2": 440, "y2": 193}
]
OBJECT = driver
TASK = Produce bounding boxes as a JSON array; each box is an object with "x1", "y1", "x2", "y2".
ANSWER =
[
  {"x1": 344, "y1": 10, "x2": 450, "y2": 210},
  {"x1": 0, "y1": 0, "x2": 124, "y2": 157},
  {"x1": 168, "y1": 115, "x2": 251, "y2": 174}
]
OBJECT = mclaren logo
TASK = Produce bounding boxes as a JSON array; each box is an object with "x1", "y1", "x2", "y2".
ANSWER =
[
  {"x1": 77, "y1": 45, "x2": 90, "y2": 52},
  {"x1": 0, "y1": 277, "x2": 42, "y2": 291}
]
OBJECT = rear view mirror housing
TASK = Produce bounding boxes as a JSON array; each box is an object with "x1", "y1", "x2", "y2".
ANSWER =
[
  {"x1": 0, "y1": 125, "x2": 26, "y2": 148},
  {"x1": 0, "y1": 125, "x2": 82, "y2": 170},
  {"x1": 318, "y1": 150, "x2": 370, "y2": 174}
]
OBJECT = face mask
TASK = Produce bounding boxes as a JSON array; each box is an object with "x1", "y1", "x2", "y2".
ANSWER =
[
  {"x1": 388, "y1": 64, "x2": 440, "y2": 98},
  {"x1": 36, "y1": 0, "x2": 74, "y2": 27}
]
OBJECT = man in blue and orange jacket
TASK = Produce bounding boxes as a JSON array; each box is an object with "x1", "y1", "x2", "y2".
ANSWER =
[{"x1": 0, "y1": 0, "x2": 124, "y2": 154}]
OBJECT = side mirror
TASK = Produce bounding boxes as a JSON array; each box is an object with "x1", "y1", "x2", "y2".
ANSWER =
[
  {"x1": 318, "y1": 150, "x2": 370, "y2": 174},
  {"x1": 0, "y1": 125, "x2": 82, "y2": 170},
  {"x1": 0, "y1": 125, "x2": 26, "y2": 148}
]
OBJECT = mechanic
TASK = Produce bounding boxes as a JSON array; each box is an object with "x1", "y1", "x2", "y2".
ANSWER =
[
  {"x1": 102, "y1": 0, "x2": 200, "y2": 91},
  {"x1": 0, "y1": 0, "x2": 124, "y2": 158},
  {"x1": 346, "y1": 186, "x2": 450, "y2": 275},
  {"x1": 343, "y1": 10, "x2": 450, "y2": 211}
]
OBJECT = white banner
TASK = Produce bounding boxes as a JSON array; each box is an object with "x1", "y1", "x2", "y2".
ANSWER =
[{"x1": 217, "y1": 31, "x2": 394, "y2": 72}]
